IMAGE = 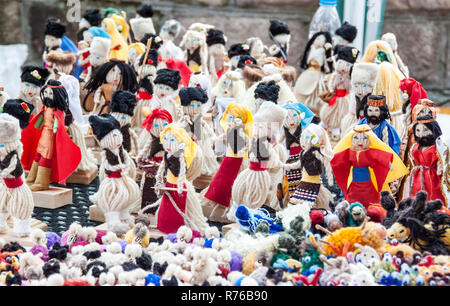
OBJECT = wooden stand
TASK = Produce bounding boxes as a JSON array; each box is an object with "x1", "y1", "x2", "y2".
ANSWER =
[
  {"x1": 0, "y1": 218, "x2": 48, "y2": 248},
  {"x1": 222, "y1": 223, "x2": 240, "y2": 236},
  {"x1": 32, "y1": 187, "x2": 72, "y2": 209},
  {"x1": 66, "y1": 168, "x2": 98, "y2": 185},
  {"x1": 89, "y1": 204, "x2": 105, "y2": 223},
  {"x1": 95, "y1": 215, "x2": 165, "y2": 239}
]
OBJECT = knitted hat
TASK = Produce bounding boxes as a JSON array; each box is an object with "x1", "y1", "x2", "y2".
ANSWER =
[
  {"x1": 154, "y1": 69, "x2": 181, "y2": 90},
  {"x1": 142, "y1": 108, "x2": 173, "y2": 132},
  {"x1": 21, "y1": 66, "x2": 50, "y2": 87},
  {"x1": 335, "y1": 21, "x2": 357, "y2": 43},
  {"x1": 137, "y1": 4, "x2": 154, "y2": 18},
  {"x1": 2, "y1": 99, "x2": 34, "y2": 129},
  {"x1": 228, "y1": 43, "x2": 250, "y2": 58},
  {"x1": 141, "y1": 34, "x2": 163, "y2": 49},
  {"x1": 206, "y1": 29, "x2": 226, "y2": 46},
  {"x1": 89, "y1": 114, "x2": 120, "y2": 141},
  {"x1": 82, "y1": 9, "x2": 103, "y2": 27},
  {"x1": 237, "y1": 55, "x2": 257, "y2": 69},
  {"x1": 165, "y1": 59, "x2": 192, "y2": 88},
  {"x1": 89, "y1": 37, "x2": 111, "y2": 57},
  {"x1": 44, "y1": 19, "x2": 66, "y2": 38},
  {"x1": 0, "y1": 113, "x2": 21, "y2": 143},
  {"x1": 336, "y1": 45, "x2": 359, "y2": 64},
  {"x1": 179, "y1": 87, "x2": 208, "y2": 106},
  {"x1": 351, "y1": 62, "x2": 379, "y2": 87},
  {"x1": 110, "y1": 91, "x2": 137, "y2": 116},
  {"x1": 269, "y1": 20, "x2": 290, "y2": 36},
  {"x1": 254, "y1": 80, "x2": 280, "y2": 103},
  {"x1": 399, "y1": 78, "x2": 428, "y2": 111},
  {"x1": 46, "y1": 50, "x2": 76, "y2": 67}
]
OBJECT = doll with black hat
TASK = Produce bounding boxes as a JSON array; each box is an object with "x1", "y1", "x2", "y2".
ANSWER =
[
  {"x1": 253, "y1": 80, "x2": 280, "y2": 113},
  {"x1": 181, "y1": 30, "x2": 209, "y2": 75},
  {"x1": 334, "y1": 21, "x2": 357, "y2": 47},
  {"x1": 18, "y1": 66, "x2": 50, "y2": 115},
  {"x1": 43, "y1": 18, "x2": 66, "y2": 68},
  {"x1": 268, "y1": 20, "x2": 291, "y2": 64},
  {"x1": 2, "y1": 99, "x2": 34, "y2": 130},
  {"x1": 152, "y1": 68, "x2": 182, "y2": 121},
  {"x1": 137, "y1": 49, "x2": 159, "y2": 82},
  {"x1": 236, "y1": 55, "x2": 258, "y2": 72},
  {"x1": 89, "y1": 114, "x2": 140, "y2": 235},
  {"x1": 228, "y1": 43, "x2": 250, "y2": 71},
  {"x1": 130, "y1": 3, "x2": 156, "y2": 42},
  {"x1": 78, "y1": 9, "x2": 103, "y2": 42},
  {"x1": 206, "y1": 29, "x2": 227, "y2": 85}
]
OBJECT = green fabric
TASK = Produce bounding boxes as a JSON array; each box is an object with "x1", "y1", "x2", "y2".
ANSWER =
[
  {"x1": 34, "y1": 112, "x2": 45, "y2": 129},
  {"x1": 53, "y1": 117, "x2": 58, "y2": 133}
]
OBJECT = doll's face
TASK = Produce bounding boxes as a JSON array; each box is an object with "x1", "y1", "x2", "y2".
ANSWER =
[
  {"x1": 352, "y1": 132, "x2": 370, "y2": 150},
  {"x1": 162, "y1": 131, "x2": 181, "y2": 154},
  {"x1": 185, "y1": 35, "x2": 202, "y2": 51},
  {"x1": 366, "y1": 106, "x2": 381, "y2": 120},
  {"x1": 101, "y1": 129, "x2": 123, "y2": 150},
  {"x1": 112, "y1": 112, "x2": 131, "y2": 127},
  {"x1": 90, "y1": 52, "x2": 107, "y2": 67},
  {"x1": 45, "y1": 35, "x2": 62, "y2": 49},
  {"x1": 414, "y1": 123, "x2": 433, "y2": 138},
  {"x1": 283, "y1": 109, "x2": 301, "y2": 129},
  {"x1": 42, "y1": 86, "x2": 54, "y2": 100},
  {"x1": 274, "y1": 33, "x2": 290, "y2": 46},
  {"x1": 230, "y1": 56, "x2": 240, "y2": 68},
  {"x1": 353, "y1": 83, "x2": 373, "y2": 99},
  {"x1": 150, "y1": 118, "x2": 169, "y2": 137},
  {"x1": 106, "y1": 66, "x2": 122, "y2": 85},
  {"x1": 221, "y1": 78, "x2": 234, "y2": 97},
  {"x1": 83, "y1": 31, "x2": 95, "y2": 44},
  {"x1": 224, "y1": 113, "x2": 242, "y2": 131},
  {"x1": 20, "y1": 82, "x2": 40, "y2": 101},
  {"x1": 300, "y1": 130, "x2": 320, "y2": 150},
  {"x1": 183, "y1": 100, "x2": 203, "y2": 119},
  {"x1": 128, "y1": 48, "x2": 138, "y2": 65},
  {"x1": 336, "y1": 59, "x2": 353, "y2": 74},
  {"x1": 155, "y1": 84, "x2": 175, "y2": 99},
  {"x1": 313, "y1": 35, "x2": 326, "y2": 49}
]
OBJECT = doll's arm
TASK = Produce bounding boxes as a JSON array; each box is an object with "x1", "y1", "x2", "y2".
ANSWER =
[
  {"x1": 177, "y1": 156, "x2": 187, "y2": 195},
  {"x1": 0, "y1": 154, "x2": 18, "y2": 178}
]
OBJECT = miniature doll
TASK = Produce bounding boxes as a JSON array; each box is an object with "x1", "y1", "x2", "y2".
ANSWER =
[
  {"x1": 244, "y1": 37, "x2": 266, "y2": 63},
  {"x1": 82, "y1": 37, "x2": 111, "y2": 86},
  {"x1": 130, "y1": 4, "x2": 156, "y2": 41},
  {"x1": 43, "y1": 19, "x2": 66, "y2": 68},
  {"x1": 178, "y1": 87, "x2": 219, "y2": 177},
  {"x1": 165, "y1": 58, "x2": 192, "y2": 88},
  {"x1": 340, "y1": 62, "x2": 379, "y2": 136},
  {"x1": 137, "y1": 108, "x2": 173, "y2": 211},
  {"x1": 320, "y1": 46, "x2": 359, "y2": 141},
  {"x1": 83, "y1": 60, "x2": 138, "y2": 114},
  {"x1": 252, "y1": 80, "x2": 280, "y2": 114},
  {"x1": 89, "y1": 114, "x2": 140, "y2": 234},
  {"x1": 294, "y1": 31, "x2": 334, "y2": 115},
  {"x1": 133, "y1": 75, "x2": 154, "y2": 128},
  {"x1": 128, "y1": 42, "x2": 146, "y2": 72},
  {"x1": 236, "y1": 55, "x2": 258, "y2": 74},
  {"x1": 381, "y1": 33, "x2": 409, "y2": 78},
  {"x1": 2, "y1": 99, "x2": 34, "y2": 130},
  {"x1": 361, "y1": 40, "x2": 406, "y2": 78},
  {"x1": 152, "y1": 68, "x2": 182, "y2": 121},
  {"x1": 136, "y1": 49, "x2": 159, "y2": 82},
  {"x1": 268, "y1": 20, "x2": 290, "y2": 64},
  {"x1": 159, "y1": 19, "x2": 184, "y2": 62},
  {"x1": 227, "y1": 43, "x2": 250, "y2": 70},
  {"x1": 399, "y1": 78, "x2": 428, "y2": 131},
  {"x1": 201, "y1": 102, "x2": 252, "y2": 222},
  {"x1": 0, "y1": 114, "x2": 34, "y2": 237},
  {"x1": 101, "y1": 18, "x2": 128, "y2": 62},
  {"x1": 148, "y1": 123, "x2": 208, "y2": 234},
  {"x1": 82, "y1": 26, "x2": 111, "y2": 45},
  {"x1": 334, "y1": 21, "x2": 357, "y2": 47},
  {"x1": 110, "y1": 13, "x2": 131, "y2": 44},
  {"x1": 288, "y1": 123, "x2": 333, "y2": 208},
  {"x1": 18, "y1": 66, "x2": 50, "y2": 115},
  {"x1": 77, "y1": 9, "x2": 103, "y2": 41},
  {"x1": 206, "y1": 29, "x2": 227, "y2": 84},
  {"x1": 21, "y1": 80, "x2": 81, "y2": 191},
  {"x1": 181, "y1": 30, "x2": 209, "y2": 75},
  {"x1": 331, "y1": 124, "x2": 408, "y2": 209}
]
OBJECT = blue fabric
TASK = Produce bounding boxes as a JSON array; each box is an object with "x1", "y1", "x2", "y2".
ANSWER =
[
  {"x1": 352, "y1": 166, "x2": 371, "y2": 182},
  {"x1": 61, "y1": 36, "x2": 83, "y2": 79},
  {"x1": 145, "y1": 274, "x2": 161, "y2": 286},
  {"x1": 87, "y1": 27, "x2": 111, "y2": 39},
  {"x1": 358, "y1": 118, "x2": 401, "y2": 154},
  {"x1": 283, "y1": 102, "x2": 315, "y2": 130},
  {"x1": 235, "y1": 205, "x2": 283, "y2": 234}
]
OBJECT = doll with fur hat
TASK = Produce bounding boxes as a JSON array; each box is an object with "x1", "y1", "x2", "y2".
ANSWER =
[
  {"x1": 0, "y1": 114, "x2": 35, "y2": 237},
  {"x1": 320, "y1": 45, "x2": 359, "y2": 142},
  {"x1": 181, "y1": 30, "x2": 209, "y2": 76},
  {"x1": 206, "y1": 29, "x2": 227, "y2": 85},
  {"x1": 18, "y1": 66, "x2": 50, "y2": 116},
  {"x1": 89, "y1": 114, "x2": 140, "y2": 235},
  {"x1": 151, "y1": 69, "x2": 182, "y2": 121},
  {"x1": 294, "y1": 31, "x2": 334, "y2": 115},
  {"x1": 381, "y1": 33, "x2": 409, "y2": 78},
  {"x1": 43, "y1": 18, "x2": 66, "y2": 68},
  {"x1": 334, "y1": 21, "x2": 357, "y2": 47},
  {"x1": 22, "y1": 80, "x2": 81, "y2": 191},
  {"x1": 2, "y1": 99, "x2": 34, "y2": 130},
  {"x1": 268, "y1": 20, "x2": 290, "y2": 64},
  {"x1": 130, "y1": 4, "x2": 156, "y2": 42}
]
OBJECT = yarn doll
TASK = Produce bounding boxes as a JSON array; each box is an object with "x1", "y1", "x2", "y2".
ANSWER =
[
  {"x1": 147, "y1": 123, "x2": 208, "y2": 234},
  {"x1": 334, "y1": 21, "x2": 358, "y2": 47},
  {"x1": 251, "y1": 80, "x2": 280, "y2": 114},
  {"x1": 331, "y1": 124, "x2": 408, "y2": 209},
  {"x1": 340, "y1": 62, "x2": 379, "y2": 136},
  {"x1": 137, "y1": 49, "x2": 159, "y2": 82},
  {"x1": 82, "y1": 27, "x2": 111, "y2": 45},
  {"x1": 78, "y1": 9, "x2": 103, "y2": 33},
  {"x1": 83, "y1": 60, "x2": 138, "y2": 114},
  {"x1": 201, "y1": 102, "x2": 253, "y2": 222},
  {"x1": 112, "y1": 12, "x2": 131, "y2": 44},
  {"x1": 89, "y1": 114, "x2": 140, "y2": 234},
  {"x1": 206, "y1": 29, "x2": 227, "y2": 84},
  {"x1": 278, "y1": 103, "x2": 315, "y2": 206},
  {"x1": 82, "y1": 37, "x2": 111, "y2": 86},
  {"x1": 43, "y1": 19, "x2": 66, "y2": 68},
  {"x1": 159, "y1": 19, "x2": 184, "y2": 62},
  {"x1": 178, "y1": 87, "x2": 219, "y2": 177},
  {"x1": 381, "y1": 33, "x2": 409, "y2": 78},
  {"x1": 137, "y1": 108, "x2": 173, "y2": 211},
  {"x1": 152, "y1": 69, "x2": 182, "y2": 121},
  {"x1": 0, "y1": 114, "x2": 34, "y2": 237},
  {"x1": 133, "y1": 75, "x2": 154, "y2": 129},
  {"x1": 268, "y1": 20, "x2": 290, "y2": 64},
  {"x1": 320, "y1": 45, "x2": 359, "y2": 142},
  {"x1": 181, "y1": 30, "x2": 209, "y2": 75},
  {"x1": 289, "y1": 123, "x2": 333, "y2": 209},
  {"x1": 244, "y1": 37, "x2": 266, "y2": 63},
  {"x1": 101, "y1": 18, "x2": 128, "y2": 62},
  {"x1": 22, "y1": 80, "x2": 81, "y2": 191},
  {"x1": 2, "y1": 99, "x2": 34, "y2": 130},
  {"x1": 130, "y1": 4, "x2": 156, "y2": 41},
  {"x1": 227, "y1": 43, "x2": 250, "y2": 71},
  {"x1": 294, "y1": 31, "x2": 334, "y2": 115},
  {"x1": 361, "y1": 40, "x2": 400, "y2": 71},
  {"x1": 399, "y1": 78, "x2": 428, "y2": 130},
  {"x1": 18, "y1": 66, "x2": 50, "y2": 115}
]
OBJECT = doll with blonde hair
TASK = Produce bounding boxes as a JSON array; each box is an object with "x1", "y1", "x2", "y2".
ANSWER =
[
  {"x1": 180, "y1": 30, "x2": 209, "y2": 76},
  {"x1": 101, "y1": 18, "x2": 129, "y2": 62}
]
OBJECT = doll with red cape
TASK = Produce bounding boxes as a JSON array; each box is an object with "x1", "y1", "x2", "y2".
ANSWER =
[{"x1": 21, "y1": 80, "x2": 81, "y2": 191}]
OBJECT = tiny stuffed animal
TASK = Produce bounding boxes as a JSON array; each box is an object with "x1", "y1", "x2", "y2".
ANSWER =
[{"x1": 335, "y1": 201, "x2": 367, "y2": 227}]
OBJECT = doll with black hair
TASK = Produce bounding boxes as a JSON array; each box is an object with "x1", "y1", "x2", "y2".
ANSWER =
[
  {"x1": 133, "y1": 75, "x2": 154, "y2": 129},
  {"x1": 43, "y1": 19, "x2": 66, "y2": 68},
  {"x1": 83, "y1": 60, "x2": 138, "y2": 114},
  {"x1": 268, "y1": 20, "x2": 291, "y2": 64},
  {"x1": 21, "y1": 80, "x2": 81, "y2": 191},
  {"x1": 253, "y1": 80, "x2": 280, "y2": 113},
  {"x1": 294, "y1": 31, "x2": 334, "y2": 115},
  {"x1": 77, "y1": 9, "x2": 103, "y2": 42},
  {"x1": 320, "y1": 46, "x2": 359, "y2": 142},
  {"x1": 18, "y1": 66, "x2": 50, "y2": 115},
  {"x1": 236, "y1": 55, "x2": 258, "y2": 72},
  {"x1": 206, "y1": 29, "x2": 227, "y2": 85},
  {"x1": 228, "y1": 43, "x2": 250, "y2": 71},
  {"x1": 152, "y1": 69, "x2": 182, "y2": 121}
]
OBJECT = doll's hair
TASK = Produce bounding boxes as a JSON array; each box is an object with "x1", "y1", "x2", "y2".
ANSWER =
[
  {"x1": 85, "y1": 60, "x2": 138, "y2": 94},
  {"x1": 83, "y1": 9, "x2": 103, "y2": 27},
  {"x1": 361, "y1": 40, "x2": 398, "y2": 69},
  {"x1": 141, "y1": 33, "x2": 163, "y2": 49},
  {"x1": 138, "y1": 75, "x2": 154, "y2": 94},
  {"x1": 300, "y1": 31, "x2": 334, "y2": 73},
  {"x1": 375, "y1": 62, "x2": 404, "y2": 112},
  {"x1": 137, "y1": 4, "x2": 154, "y2": 18},
  {"x1": 412, "y1": 115, "x2": 442, "y2": 139},
  {"x1": 41, "y1": 80, "x2": 69, "y2": 111},
  {"x1": 138, "y1": 49, "x2": 158, "y2": 67},
  {"x1": 363, "y1": 102, "x2": 391, "y2": 122}
]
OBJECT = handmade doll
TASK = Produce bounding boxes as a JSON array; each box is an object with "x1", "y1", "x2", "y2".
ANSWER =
[
  {"x1": 399, "y1": 78, "x2": 428, "y2": 130},
  {"x1": 244, "y1": 37, "x2": 266, "y2": 63},
  {"x1": 361, "y1": 40, "x2": 406, "y2": 77},
  {"x1": 152, "y1": 69, "x2": 182, "y2": 121},
  {"x1": 128, "y1": 42, "x2": 146, "y2": 72},
  {"x1": 293, "y1": 31, "x2": 334, "y2": 115},
  {"x1": 43, "y1": 19, "x2": 66, "y2": 68},
  {"x1": 2, "y1": 99, "x2": 34, "y2": 130},
  {"x1": 133, "y1": 75, "x2": 154, "y2": 129},
  {"x1": 236, "y1": 55, "x2": 258, "y2": 74},
  {"x1": 22, "y1": 80, "x2": 81, "y2": 191},
  {"x1": 251, "y1": 80, "x2": 280, "y2": 114},
  {"x1": 82, "y1": 37, "x2": 111, "y2": 86},
  {"x1": 137, "y1": 108, "x2": 173, "y2": 211},
  {"x1": 77, "y1": 9, "x2": 103, "y2": 41},
  {"x1": 331, "y1": 124, "x2": 408, "y2": 209},
  {"x1": 148, "y1": 123, "x2": 208, "y2": 234},
  {"x1": 206, "y1": 29, "x2": 227, "y2": 84},
  {"x1": 334, "y1": 21, "x2": 357, "y2": 47},
  {"x1": 288, "y1": 123, "x2": 333, "y2": 209},
  {"x1": 165, "y1": 58, "x2": 192, "y2": 88},
  {"x1": 77, "y1": 40, "x2": 91, "y2": 82},
  {"x1": 110, "y1": 13, "x2": 131, "y2": 44},
  {"x1": 130, "y1": 4, "x2": 156, "y2": 41},
  {"x1": 82, "y1": 26, "x2": 111, "y2": 45},
  {"x1": 181, "y1": 30, "x2": 209, "y2": 75},
  {"x1": 201, "y1": 102, "x2": 252, "y2": 222},
  {"x1": 268, "y1": 20, "x2": 290, "y2": 64},
  {"x1": 381, "y1": 33, "x2": 409, "y2": 78},
  {"x1": 101, "y1": 18, "x2": 129, "y2": 62},
  {"x1": 320, "y1": 46, "x2": 359, "y2": 141},
  {"x1": 83, "y1": 60, "x2": 138, "y2": 114},
  {"x1": 0, "y1": 114, "x2": 34, "y2": 237},
  {"x1": 136, "y1": 49, "x2": 159, "y2": 82},
  {"x1": 159, "y1": 19, "x2": 184, "y2": 62},
  {"x1": 89, "y1": 114, "x2": 140, "y2": 234},
  {"x1": 18, "y1": 66, "x2": 50, "y2": 115},
  {"x1": 407, "y1": 115, "x2": 450, "y2": 206},
  {"x1": 340, "y1": 62, "x2": 379, "y2": 136},
  {"x1": 278, "y1": 103, "x2": 315, "y2": 206},
  {"x1": 228, "y1": 43, "x2": 250, "y2": 70}
]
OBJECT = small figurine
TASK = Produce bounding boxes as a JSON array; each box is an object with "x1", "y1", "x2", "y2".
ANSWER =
[
  {"x1": 77, "y1": 9, "x2": 103, "y2": 40},
  {"x1": 18, "y1": 66, "x2": 50, "y2": 115},
  {"x1": 136, "y1": 49, "x2": 159, "y2": 81},
  {"x1": 101, "y1": 18, "x2": 129, "y2": 62},
  {"x1": 83, "y1": 37, "x2": 111, "y2": 85},
  {"x1": 43, "y1": 19, "x2": 66, "y2": 68},
  {"x1": 381, "y1": 32, "x2": 409, "y2": 78},
  {"x1": 151, "y1": 68, "x2": 182, "y2": 121},
  {"x1": 130, "y1": 4, "x2": 156, "y2": 41},
  {"x1": 244, "y1": 37, "x2": 266, "y2": 63},
  {"x1": 206, "y1": 29, "x2": 227, "y2": 84},
  {"x1": 227, "y1": 43, "x2": 250, "y2": 71},
  {"x1": 267, "y1": 20, "x2": 290, "y2": 64},
  {"x1": 251, "y1": 80, "x2": 280, "y2": 114},
  {"x1": 181, "y1": 30, "x2": 209, "y2": 75}
]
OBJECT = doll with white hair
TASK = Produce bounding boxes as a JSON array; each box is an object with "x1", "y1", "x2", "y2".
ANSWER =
[
  {"x1": 0, "y1": 114, "x2": 34, "y2": 237},
  {"x1": 82, "y1": 37, "x2": 111, "y2": 86},
  {"x1": 181, "y1": 30, "x2": 209, "y2": 76},
  {"x1": 159, "y1": 19, "x2": 184, "y2": 62},
  {"x1": 206, "y1": 29, "x2": 228, "y2": 85},
  {"x1": 89, "y1": 114, "x2": 140, "y2": 235},
  {"x1": 130, "y1": 4, "x2": 156, "y2": 41},
  {"x1": 244, "y1": 37, "x2": 266, "y2": 63}
]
